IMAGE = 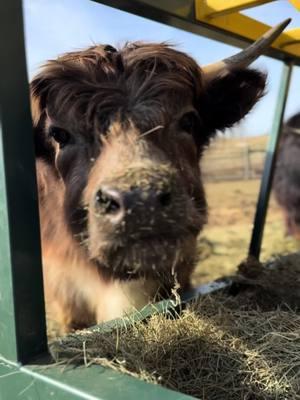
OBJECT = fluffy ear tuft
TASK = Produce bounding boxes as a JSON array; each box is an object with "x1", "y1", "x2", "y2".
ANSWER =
[
  {"x1": 198, "y1": 68, "x2": 266, "y2": 139},
  {"x1": 30, "y1": 76, "x2": 55, "y2": 163}
]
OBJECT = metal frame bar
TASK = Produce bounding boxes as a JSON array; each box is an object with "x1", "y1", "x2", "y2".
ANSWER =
[
  {"x1": 1, "y1": 357, "x2": 192, "y2": 400},
  {"x1": 0, "y1": 0, "x2": 47, "y2": 364},
  {"x1": 198, "y1": 0, "x2": 274, "y2": 18},
  {"x1": 290, "y1": 0, "x2": 300, "y2": 11},
  {"x1": 94, "y1": 0, "x2": 300, "y2": 65},
  {"x1": 195, "y1": 0, "x2": 300, "y2": 59},
  {"x1": 249, "y1": 62, "x2": 293, "y2": 259}
]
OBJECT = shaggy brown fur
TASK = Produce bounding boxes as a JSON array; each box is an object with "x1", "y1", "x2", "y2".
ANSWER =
[
  {"x1": 31, "y1": 42, "x2": 266, "y2": 334},
  {"x1": 274, "y1": 113, "x2": 300, "y2": 239}
]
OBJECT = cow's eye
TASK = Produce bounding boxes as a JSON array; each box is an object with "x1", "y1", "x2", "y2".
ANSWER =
[
  {"x1": 49, "y1": 127, "x2": 70, "y2": 149},
  {"x1": 179, "y1": 111, "x2": 200, "y2": 135}
]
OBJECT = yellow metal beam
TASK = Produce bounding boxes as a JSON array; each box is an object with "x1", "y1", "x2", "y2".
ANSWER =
[
  {"x1": 289, "y1": 0, "x2": 300, "y2": 11},
  {"x1": 195, "y1": 0, "x2": 300, "y2": 58},
  {"x1": 198, "y1": 0, "x2": 274, "y2": 19},
  {"x1": 279, "y1": 28, "x2": 300, "y2": 50}
]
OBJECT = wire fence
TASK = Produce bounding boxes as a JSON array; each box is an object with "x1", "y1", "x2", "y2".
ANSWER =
[{"x1": 201, "y1": 144, "x2": 266, "y2": 182}]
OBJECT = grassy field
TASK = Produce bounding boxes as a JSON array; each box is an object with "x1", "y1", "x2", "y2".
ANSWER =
[{"x1": 192, "y1": 135, "x2": 300, "y2": 285}]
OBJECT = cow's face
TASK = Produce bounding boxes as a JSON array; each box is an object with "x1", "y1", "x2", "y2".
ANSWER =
[{"x1": 31, "y1": 43, "x2": 265, "y2": 284}]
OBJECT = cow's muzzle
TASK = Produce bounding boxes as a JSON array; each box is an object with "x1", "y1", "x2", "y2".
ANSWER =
[
  {"x1": 86, "y1": 163, "x2": 203, "y2": 279},
  {"x1": 95, "y1": 184, "x2": 172, "y2": 227},
  {"x1": 89, "y1": 163, "x2": 187, "y2": 239}
]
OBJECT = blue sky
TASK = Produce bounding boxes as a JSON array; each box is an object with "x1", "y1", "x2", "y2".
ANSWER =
[{"x1": 23, "y1": 0, "x2": 300, "y2": 136}]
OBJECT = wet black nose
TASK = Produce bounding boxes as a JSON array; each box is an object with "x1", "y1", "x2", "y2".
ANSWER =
[{"x1": 95, "y1": 186, "x2": 172, "y2": 223}]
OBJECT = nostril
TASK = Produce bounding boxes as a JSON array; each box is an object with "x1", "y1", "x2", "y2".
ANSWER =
[
  {"x1": 158, "y1": 191, "x2": 172, "y2": 207},
  {"x1": 96, "y1": 189, "x2": 121, "y2": 214}
]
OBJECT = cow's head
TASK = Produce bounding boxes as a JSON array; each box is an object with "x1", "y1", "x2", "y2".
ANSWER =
[{"x1": 31, "y1": 21, "x2": 288, "y2": 287}]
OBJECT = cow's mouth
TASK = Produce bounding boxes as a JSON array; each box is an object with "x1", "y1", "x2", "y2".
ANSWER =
[{"x1": 92, "y1": 233, "x2": 197, "y2": 281}]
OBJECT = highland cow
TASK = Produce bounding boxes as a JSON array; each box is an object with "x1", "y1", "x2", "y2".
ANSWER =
[
  {"x1": 274, "y1": 112, "x2": 300, "y2": 239},
  {"x1": 31, "y1": 21, "x2": 289, "y2": 334}
]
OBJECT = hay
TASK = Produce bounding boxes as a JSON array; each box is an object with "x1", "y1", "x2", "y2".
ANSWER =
[{"x1": 50, "y1": 254, "x2": 300, "y2": 400}]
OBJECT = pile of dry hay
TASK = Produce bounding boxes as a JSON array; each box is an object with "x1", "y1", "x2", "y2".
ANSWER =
[{"x1": 50, "y1": 253, "x2": 300, "y2": 400}]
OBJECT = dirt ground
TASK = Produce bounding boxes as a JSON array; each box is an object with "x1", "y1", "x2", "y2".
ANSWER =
[{"x1": 192, "y1": 179, "x2": 300, "y2": 285}]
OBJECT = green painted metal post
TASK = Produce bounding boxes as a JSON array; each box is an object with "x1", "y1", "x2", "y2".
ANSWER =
[
  {"x1": 0, "y1": 0, "x2": 48, "y2": 363},
  {"x1": 249, "y1": 62, "x2": 293, "y2": 259}
]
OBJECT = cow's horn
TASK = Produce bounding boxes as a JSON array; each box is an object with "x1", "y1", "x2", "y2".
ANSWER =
[{"x1": 202, "y1": 18, "x2": 291, "y2": 80}]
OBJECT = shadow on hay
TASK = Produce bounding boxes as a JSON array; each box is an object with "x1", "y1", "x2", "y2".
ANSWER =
[{"x1": 50, "y1": 284, "x2": 300, "y2": 400}]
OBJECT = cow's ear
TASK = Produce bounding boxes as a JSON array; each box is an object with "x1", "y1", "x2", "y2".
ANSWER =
[
  {"x1": 30, "y1": 73, "x2": 51, "y2": 125},
  {"x1": 198, "y1": 68, "x2": 266, "y2": 138},
  {"x1": 30, "y1": 76, "x2": 55, "y2": 163}
]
